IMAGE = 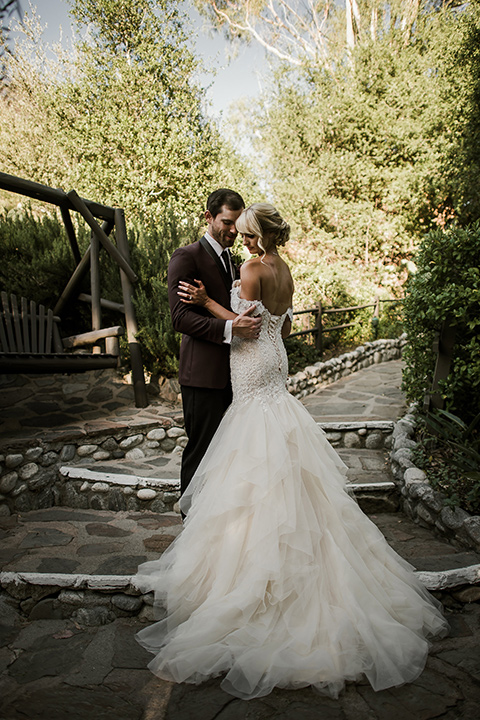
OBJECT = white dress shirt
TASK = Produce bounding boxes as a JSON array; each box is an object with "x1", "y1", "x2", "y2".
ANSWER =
[{"x1": 205, "y1": 232, "x2": 233, "y2": 344}]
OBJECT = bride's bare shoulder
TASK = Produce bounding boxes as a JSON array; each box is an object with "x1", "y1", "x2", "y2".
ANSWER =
[{"x1": 240, "y1": 258, "x2": 262, "y2": 276}]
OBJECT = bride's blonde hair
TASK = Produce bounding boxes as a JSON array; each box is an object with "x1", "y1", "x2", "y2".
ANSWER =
[{"x1": 236, "y1": 203, "x2": 290, "y2": 256}]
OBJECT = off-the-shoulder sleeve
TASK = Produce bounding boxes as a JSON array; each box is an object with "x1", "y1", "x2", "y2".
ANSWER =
[{"x1": 230, "y1": 281, "x2": 265, "y2": 316}]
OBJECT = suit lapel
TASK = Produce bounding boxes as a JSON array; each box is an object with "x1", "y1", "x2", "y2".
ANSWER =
[{"x1": 199, "y1": 236, "x2": 232, "y2": 293}]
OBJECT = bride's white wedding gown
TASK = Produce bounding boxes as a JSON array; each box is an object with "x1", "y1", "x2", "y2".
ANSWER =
[{"x1": 134, "y1": 281, "x2": 448, "y2": 700}]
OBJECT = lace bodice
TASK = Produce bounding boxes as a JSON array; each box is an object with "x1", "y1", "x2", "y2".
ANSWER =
[{"x1": 230, "y1": 281, "x2": 292, "y2": 407}]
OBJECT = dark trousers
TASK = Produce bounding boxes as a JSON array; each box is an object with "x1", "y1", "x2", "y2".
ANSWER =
[{"x1": 180, "y1": 384, "x2": 233, "y2": 496}]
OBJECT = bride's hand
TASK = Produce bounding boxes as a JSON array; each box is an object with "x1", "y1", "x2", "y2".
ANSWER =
[{"x1": 178, "y1": 280, "x2": 209, "y2": 306}]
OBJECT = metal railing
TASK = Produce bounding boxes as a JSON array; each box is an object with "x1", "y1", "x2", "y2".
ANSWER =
[{"x1": 290, "y1": 297, "x2": 404, "y2": 356}]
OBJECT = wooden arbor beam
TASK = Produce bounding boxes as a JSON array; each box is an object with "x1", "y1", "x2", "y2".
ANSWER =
[
  {"x1": 67, "y1": 190, "x2": 137, "y2": 284},
  {"x1": 53, "y1": 219, "x2": 114, "y2": 316},
  {"x1": 114, "y1": 207, "x2": 148, "y2": 408},
  {"x1": 59, "y1": 205, "x2": 81, "y2": 265},
  {"x1": 0, "y1": 171, "x2": 115, "y2": 221}
]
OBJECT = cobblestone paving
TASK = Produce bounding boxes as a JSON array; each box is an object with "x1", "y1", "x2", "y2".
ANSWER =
[
  {"x1": 2, "y1": 359, "x2": 480, "y2": 719},
  {"x1": 2, "y1": 506, "x2": 480, "y2": 577},
  {"x1": 302, "y1": 360, "x2": 406, "y2": 422},
  {"x1": 1, "y1": 603, "x2": 480, "y2": 719}
]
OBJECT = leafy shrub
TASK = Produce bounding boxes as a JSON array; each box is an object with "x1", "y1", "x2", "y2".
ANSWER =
[
  {"x1": 412, "y1": 410, "x2": 480, "y2": 515},
  {"x1": 128, "y1": 215, "x2": 199, "y2": 378},
  {"x1": 0, "y1": 208, "x2": 96, "y2": 335},
  {"x1": 376, "y1": 300, "x2": 404, "y2": 340},
  {"x1": 0, "y1": 209, "x2": 84, "y2": 306},
  {"x1": 284, "y1": 335, "x2": 320, "y2": 375},
  {"x1": 402, "y1": 223, "x2": 480, "y2": 424}
]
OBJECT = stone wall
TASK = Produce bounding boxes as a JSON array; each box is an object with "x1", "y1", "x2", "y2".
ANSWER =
[
  {"x1": 0, "y1": 419, "x2": 394, "y2": 516},
  {"x1": 0, "y1": 419, "x2": 186, "y2": 516},
  {"x1": 287, "y1": 336, "x2": 407, "y2": 399},
  {"x1": 390, "y1": 407, "x2": 480, "y2": 555},
  {"x1": 0, "y1": 336, "x2": 405, "y2": 516}
]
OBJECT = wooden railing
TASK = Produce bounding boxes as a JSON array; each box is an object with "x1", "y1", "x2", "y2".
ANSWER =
[{"x1": 290, "y1": 298, "x2": 404, "y2": 356}]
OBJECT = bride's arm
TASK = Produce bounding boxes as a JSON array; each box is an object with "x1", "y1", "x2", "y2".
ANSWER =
[
  {"x1": 178, "y1": 280, "x2": 236, "y2": 320},
  {"x1": 178, "y1": 280, "x2": 260, "y2": 339},
  {"x1": 281, "y1": 316, "x2": 292, "y2": 339}
]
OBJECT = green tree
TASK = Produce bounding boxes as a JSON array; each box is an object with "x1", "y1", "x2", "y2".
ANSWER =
[
  {"x1": 224, "y1": 4, "x2": 480, "y2": 299},
  {"x1": 0, "y1": 0, "x2": 257, "y2": 222},
  {"x1": 402, "y1": 223, "x2": 480, "y2": 424}
]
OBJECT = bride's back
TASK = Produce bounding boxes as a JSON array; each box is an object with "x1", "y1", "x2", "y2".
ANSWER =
[{"x1": 240, "y1": 254, "x2": 294, "y2": 316}]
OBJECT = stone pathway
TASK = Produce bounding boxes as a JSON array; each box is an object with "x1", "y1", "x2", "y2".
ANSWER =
[
  {"x1": 302, "y1": 359, "x2": 406, "y2": 422},
  {"x1": 2, "y1": 359, "x2": 480, "y2": 719},
  {"x1": 1, "y1": 602, "x2": 480, "y2": 719},
  {"x1": 1, "y1": 506, "x2": 479, "y2": 579}
]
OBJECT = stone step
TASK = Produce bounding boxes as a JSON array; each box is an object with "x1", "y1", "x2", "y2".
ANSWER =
[
  {"x1": 59, "y1": 464, "x2": 399, "y2": 512},
  {"x1": 58, "y1": 458, "x2": 399, "y2": 514},
  {"x1": 1, "y1": 507, "x2": 480, "y2": 624}
]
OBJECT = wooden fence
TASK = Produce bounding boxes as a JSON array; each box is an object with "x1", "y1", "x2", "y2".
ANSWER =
[{"x1": 290, "y1": 297, "x2": 404, "y2": 356}]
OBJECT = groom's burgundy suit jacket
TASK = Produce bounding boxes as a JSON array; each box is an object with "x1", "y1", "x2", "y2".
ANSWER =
[{"x1": 168, "y1": 236, "x2": 235, "y2": 389}]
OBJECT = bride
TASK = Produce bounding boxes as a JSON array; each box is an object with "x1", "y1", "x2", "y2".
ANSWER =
[{"x1": 134, "y1": 203, "x2": 448, "y2": 700}]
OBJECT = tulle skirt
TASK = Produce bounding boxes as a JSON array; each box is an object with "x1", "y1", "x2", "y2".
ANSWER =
[{"x1": 134, "y1": 393, "x2": 448, "y2": 700}]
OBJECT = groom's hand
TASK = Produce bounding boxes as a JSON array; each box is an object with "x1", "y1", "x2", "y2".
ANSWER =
[{"x1": 232, "y1": 306, "x2": 261, "y2": 339}]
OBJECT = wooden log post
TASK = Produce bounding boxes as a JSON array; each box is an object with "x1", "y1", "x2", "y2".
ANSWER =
[
  {"x1": 54, "y1": 245, "x2": 91, "y2": 316},
  {"x1": 62, "y1": 326, "x2": 124, "y2": 349},
  {"x1": 59, "y1": 205, "x2": 81, "y2": 265},
  {"x1": 53, "y1": 220, "x2": 113, "y2": 317},
  {"x1": 90, "y1": 230, "x2": 102, "y2": 354},
  {"x1": 315, "y1": 301, "x2": 323, "y2": 356},
  {"x1": 67, "y1": 190, "x2": 137, "y2": 283},
  {"x1": 114, "y1": 208, "x2": 148, "y2": 408},
  {"x1": 78, "y1": 294, "x2": 125, "y2": 313},
  {"x1": 371, "y1": 295, "x2": 380, "y2": 339}
]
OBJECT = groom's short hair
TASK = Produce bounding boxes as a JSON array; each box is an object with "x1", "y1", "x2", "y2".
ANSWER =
[{"x1": 207, "y1": 189, "x2": 245, "y2": 218}]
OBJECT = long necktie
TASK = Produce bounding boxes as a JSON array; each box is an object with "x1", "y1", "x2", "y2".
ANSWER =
[{"x1": 221, "y1": 249, "x2": 232, "y2": 282}]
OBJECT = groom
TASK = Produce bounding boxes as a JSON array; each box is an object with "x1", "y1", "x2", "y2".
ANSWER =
[{"x1": 168, "y1": 189, "x2": 261, "y2": 498}]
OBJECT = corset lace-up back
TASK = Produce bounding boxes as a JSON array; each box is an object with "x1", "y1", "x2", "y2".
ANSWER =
[{"x1": 230, "y1": 281, "x2": 292, "y2": 407}]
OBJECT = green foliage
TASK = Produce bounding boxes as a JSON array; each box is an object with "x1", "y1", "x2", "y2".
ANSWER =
[
  {"x1": 375, "y1": 301, "x2": 405, "y2": 341},
  {"x1": 225, "y1": 3, "x2": 480, "y2": 306},
  {"x1": 284, "y1": 335, "x2": 319, "y2": 375},
  {"x1": 426, "y1": 409, "x2": 480, "y2": 481},
  {"x1": 127, "y1": 214, "x2": 198, "y2": 377},
  {"x1": 0, "y1": 209, "x2": 83, "y2": 305},
  {"x1": 402, "y1": 223, "x2": 480, "y2": 422},
  {"x1": 413, "y1": 409, "x2": 480, "y2": 514},
  {"x1": 0, "y1": 0, "x2": 257, "y2": 222}
]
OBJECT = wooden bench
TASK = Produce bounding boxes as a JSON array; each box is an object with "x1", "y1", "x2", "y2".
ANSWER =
[{"x1": 0, "y1": 292, "x2": 124, "y2": 374}]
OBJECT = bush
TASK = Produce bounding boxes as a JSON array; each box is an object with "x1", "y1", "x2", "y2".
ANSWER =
[
  {"x1": 0, "y1": 209, "x2": 96, "y2": 336},
  {"x1": 402, "y1": 223, "x2": 480, "y2": 424},
  {"x1": 412, "y1": 410, "x2": 480, "y2": 515},
  {"x1": 128, "y1": 215, "x2": 199, "y2": 378},
  {"x1": 0, "y1": 209, "x2": 84, "y2": 306},
  {"x1": 284, "y1": 335, "x2": 320, "y2": 375}
]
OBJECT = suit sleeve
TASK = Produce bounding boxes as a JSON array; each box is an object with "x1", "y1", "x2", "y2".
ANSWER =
[{"x1": 168, "y1": 247, "x2": 227, "y2": 345}]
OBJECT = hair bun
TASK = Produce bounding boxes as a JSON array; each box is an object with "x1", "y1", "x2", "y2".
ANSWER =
[{"x1": 276, "y1": 220, "x2": 290, "y2": 247}]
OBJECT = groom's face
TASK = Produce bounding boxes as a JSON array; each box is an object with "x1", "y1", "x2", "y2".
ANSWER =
[{"x1": 206, "y1": 205, "x2": 243, "y2": 249}]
